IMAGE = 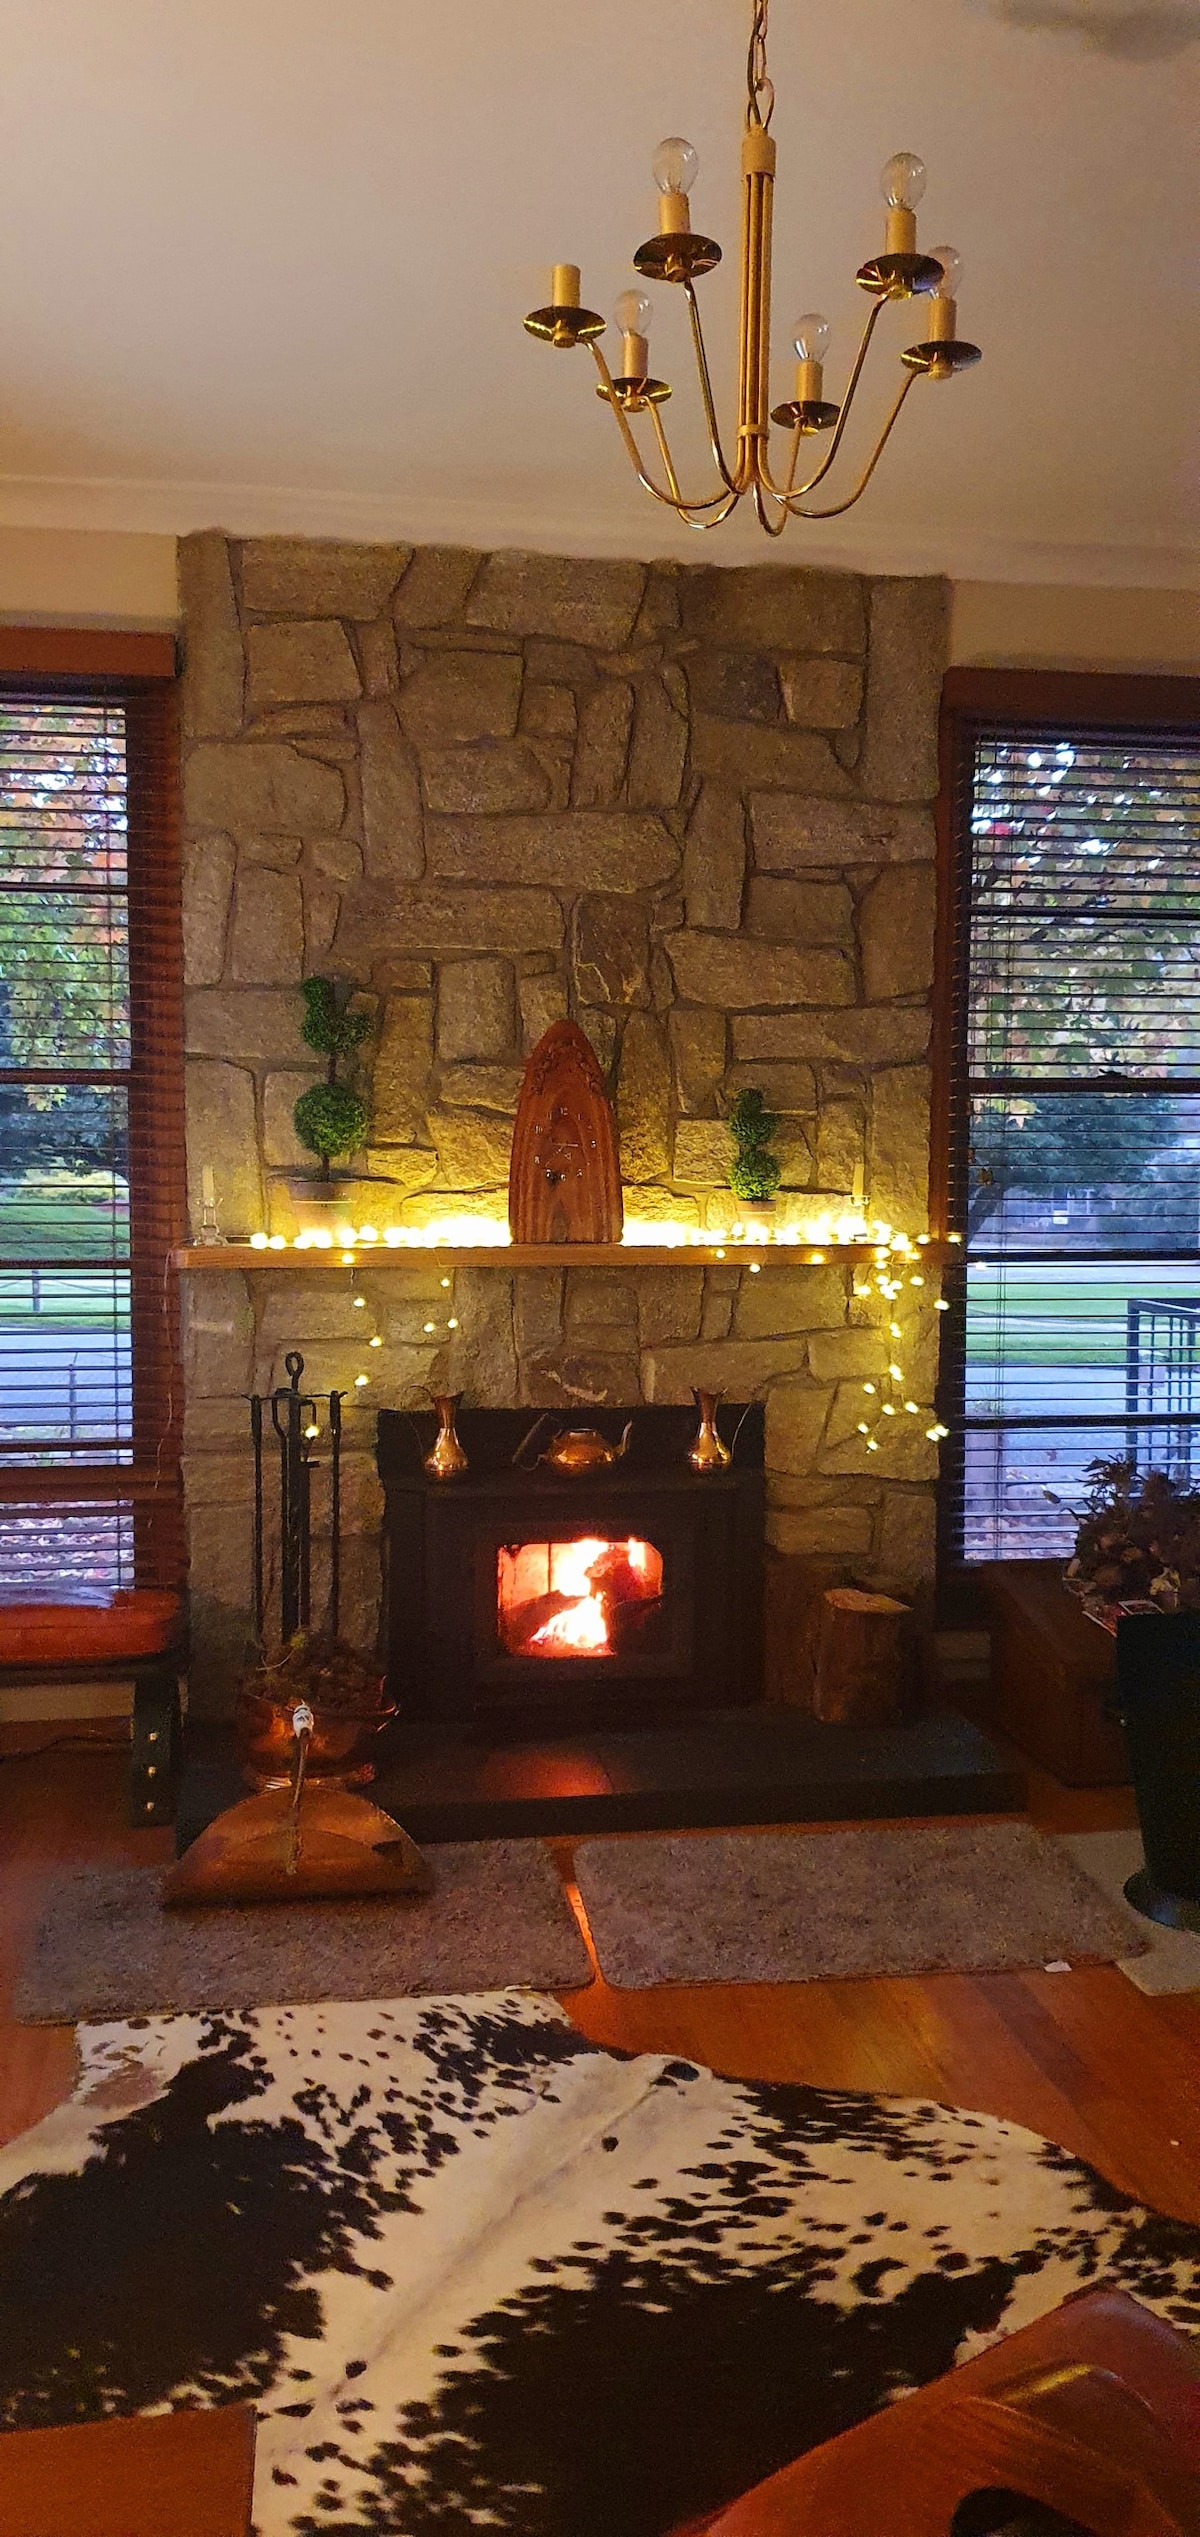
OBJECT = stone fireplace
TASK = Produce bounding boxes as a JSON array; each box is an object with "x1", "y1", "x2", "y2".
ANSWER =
[{"x1": 177, "y1": 534, "x2": 945, "y2": 1712}]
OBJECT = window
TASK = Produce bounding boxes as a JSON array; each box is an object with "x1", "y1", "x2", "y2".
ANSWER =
[
  {"x1": 0, "y1": 634, "x2": 182, "y2": 1598},
  {"x1": 935, "y1": 671, "x2": 1200, "y2": 1567}
]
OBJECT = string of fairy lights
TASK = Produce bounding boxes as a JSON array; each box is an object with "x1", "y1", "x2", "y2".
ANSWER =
[{"x1": 238, "y1": 1215, "x2": 958, "y2": 1452}]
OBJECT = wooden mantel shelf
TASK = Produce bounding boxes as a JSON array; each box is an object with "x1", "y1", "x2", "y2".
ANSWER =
[{"x1": 172, "y1": 1240, "x2": 954, "y2": 1272}]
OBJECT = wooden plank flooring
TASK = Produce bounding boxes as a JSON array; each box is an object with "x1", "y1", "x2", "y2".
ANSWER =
[{"x1": 2, "y1": 1731, "x2": 1198, "y2": 2225}]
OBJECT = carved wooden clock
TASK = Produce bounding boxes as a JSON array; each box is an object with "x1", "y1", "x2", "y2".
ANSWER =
[{"x1": 508, "y1": 1020, "x2": 623, "y2": 1244}]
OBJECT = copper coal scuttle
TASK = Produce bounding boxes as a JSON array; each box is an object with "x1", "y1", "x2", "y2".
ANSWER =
[{"x1": 165, "y1": 1352, "x2": 428, "y2": 1904}]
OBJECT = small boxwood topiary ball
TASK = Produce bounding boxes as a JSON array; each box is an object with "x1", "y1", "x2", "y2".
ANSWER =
[{"x1": 293, "y1": 1082, "x2": 368, "y2": 1165}]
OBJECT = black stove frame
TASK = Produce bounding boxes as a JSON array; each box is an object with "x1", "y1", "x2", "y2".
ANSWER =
[{"x1": 376, "y1": 1404, "x2": 764, "y2": 1731}]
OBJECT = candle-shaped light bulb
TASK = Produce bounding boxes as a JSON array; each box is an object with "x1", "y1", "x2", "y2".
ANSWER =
[
  {"x1": 652, "y1": 135, "x2": 698, "y2": 233},
  {"x1": 881, "y1": 151, "x2": 927, "y2": 211},
  {"x1": 653, "y1": 136, "x2": 699, "y2": 196},
  {"x1": 614, "y1": 288, "x2": 652, "y2": 376},
  {"x1": 928, "y1": 245, "x2": 962, "y2": 299},
  {"x1": 880, "y1": 151, "x2": 927, "y2": 257},
  {"x1": 792, "y1": 312, "x2": 830, "y2": 406},
  {"x1": 793, "y1": 314, "x2": 830, "y2": 364},
  {"x1": 925, "y1": 246, "x2": 962, "y2": 345}
]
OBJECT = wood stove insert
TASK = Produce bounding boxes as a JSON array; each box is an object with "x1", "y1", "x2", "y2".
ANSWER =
[{"x1": 376, "y1": 1405, "x2": 764, "y2": 1731}]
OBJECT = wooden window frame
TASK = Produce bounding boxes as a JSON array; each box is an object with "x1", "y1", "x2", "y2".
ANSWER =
[
  {"x1": 0, "y1": 629, "x2": 185, "y2": 1588},
  {"x1": 931, "y1": 667, "x2": 1200, "y2": 1609}
]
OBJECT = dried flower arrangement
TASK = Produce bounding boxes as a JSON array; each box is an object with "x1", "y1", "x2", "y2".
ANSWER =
[{"x1": 1063, "y1": 1455, "x2": 1200, "y2": 1616}]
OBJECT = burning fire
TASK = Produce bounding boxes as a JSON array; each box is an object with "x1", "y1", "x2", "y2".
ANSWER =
[
  {"x1": 499, "y1": 1535, "x2": 661, "y2": 1658},
  {"x1": 530, "y1": 1593, "x2": 610, "y2": 1653}
]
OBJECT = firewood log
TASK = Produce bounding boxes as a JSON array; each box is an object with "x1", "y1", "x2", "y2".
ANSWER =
[{"x1": 809, "y1": 1586, "x2": 918, "y2": 1726}]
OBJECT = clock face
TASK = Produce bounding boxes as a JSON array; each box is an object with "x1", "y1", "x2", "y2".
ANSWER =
[{"x1": 534, "y1": 1099, "x2": 601, "y2": 1186}]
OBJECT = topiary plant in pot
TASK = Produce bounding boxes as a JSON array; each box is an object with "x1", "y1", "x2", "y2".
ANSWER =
[
  {"x1": 727, "y1": 1086, "x2": 781, "y2": 1208},
  {"x1": 287, "y1": 977, "x2": 372, "y2": 1208}
]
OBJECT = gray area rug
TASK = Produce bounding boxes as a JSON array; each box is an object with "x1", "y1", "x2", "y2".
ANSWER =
[
  {"x1": 1060, "y1": 1826, "x2": 1200, "y2": 1996},
  {"x1": 16, "y1": 1840, "x2": 591, "y2": 2020},
  {"x1": 574, "y1": 1821, "x2": 1150, "y2": 1987}
]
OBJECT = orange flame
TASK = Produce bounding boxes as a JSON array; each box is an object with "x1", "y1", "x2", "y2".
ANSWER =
[{"x1": 529, "y1": 1592, "x2": 611, "y2": 1654}]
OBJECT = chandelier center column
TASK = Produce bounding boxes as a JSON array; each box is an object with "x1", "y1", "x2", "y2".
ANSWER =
[{"x1": 737, "y1": 121, "x2": 776, "y2": 482}]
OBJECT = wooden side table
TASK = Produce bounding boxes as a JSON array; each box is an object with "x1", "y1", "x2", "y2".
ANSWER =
[{"x1": 976, "y1": 1561, "x2": 1129, "y2": 1786}]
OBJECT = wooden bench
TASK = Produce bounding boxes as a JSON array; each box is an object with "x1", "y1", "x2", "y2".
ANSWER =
[
  {"x1": 0, "y1": 1591, "x2": 186, "y2": 1827},
  {"x1": 974, "y1": 1561, "x2": 1129, "y2": 1787}
]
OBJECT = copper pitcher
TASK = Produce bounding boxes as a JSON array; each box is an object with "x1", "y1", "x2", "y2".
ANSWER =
[
  {"x1": 688, "y1": 1390, "x2": 731, "y2": 1474},
  {"x1": 424, "y1": 1393, "x2": 469, "y2": 1479}
]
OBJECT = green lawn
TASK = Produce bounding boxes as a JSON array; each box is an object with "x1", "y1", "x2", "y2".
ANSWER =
[
  {"x1": 967, "y1": 1268, "x2": 1198, "y2": 1370},
  {"x1": 0, "y1": 1175, "x2": 128, "y2": 1267}
]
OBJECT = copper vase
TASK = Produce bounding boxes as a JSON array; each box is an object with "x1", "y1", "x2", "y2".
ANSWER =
[
  {"x1": 688, "y1": 1389, "x2": 731, "y2": 1474},
  {"x1": 424, "y1": 1393, "x2": 469, "y2": 1479}
]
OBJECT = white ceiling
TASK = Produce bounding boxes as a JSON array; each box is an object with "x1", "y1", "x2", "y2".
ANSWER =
[{"x1": 0, "y1": 0, "x2": 1195, "y2": 585}]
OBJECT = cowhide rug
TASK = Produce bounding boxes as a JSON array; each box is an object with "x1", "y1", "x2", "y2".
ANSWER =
[{"x1": 1, "y1": 1991, "x2": 1197, "y2": 2536}]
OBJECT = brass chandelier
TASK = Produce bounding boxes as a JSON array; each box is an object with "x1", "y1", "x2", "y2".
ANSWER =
[{"x1": 523, "y1": 0, "x2": 981, "y2": 535}]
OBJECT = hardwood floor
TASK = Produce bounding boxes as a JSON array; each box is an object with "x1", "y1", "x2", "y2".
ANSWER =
[{"x1": 2, "y1": 1730, "x2": 1198, "y2": 2225}]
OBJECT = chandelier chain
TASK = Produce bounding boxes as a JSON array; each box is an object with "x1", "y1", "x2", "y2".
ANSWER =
[{"x1": 746, "y1": 0, "x2": 774, "y2": 128}]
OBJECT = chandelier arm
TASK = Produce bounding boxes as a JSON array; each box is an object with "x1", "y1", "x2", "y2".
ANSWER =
[
  {"x1": 767, "y1": 295, "x2": 890, "y2": 502},
  {"x1": 755, "y1": 419, "x2": 802, "y2": 502},
  {"x1": 786, "y1": 373, "x2": 917, "y2": 518},
  {"x1": 586, "y1": 343, "x2": 694, "y2": 508},
  {"x1": 752, "y1": 477, "x2": 790, "y2": 538},
  {"x1": 646, "y1": 401, "x2": 742, "y2": 517},
  {"x1": 682, "y1": 281, "x2": 739, "y2": 492}
]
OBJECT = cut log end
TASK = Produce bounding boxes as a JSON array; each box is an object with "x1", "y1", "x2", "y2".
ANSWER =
[{"x1": 810, "y1": 1584, "x2": 918, "y2": 1727}]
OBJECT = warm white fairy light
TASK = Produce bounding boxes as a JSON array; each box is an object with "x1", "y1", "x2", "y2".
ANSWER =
[{"x1": 231, "y1": 1201, "x2": 954, "y2": 1461}]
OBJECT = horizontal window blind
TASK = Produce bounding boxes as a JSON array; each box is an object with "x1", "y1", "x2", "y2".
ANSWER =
[
  {"x1": 940, "y1": 708, "x2": 1200, "y2": 1564},
  {"x1": 0, "y1": 676, "x2": 183, "y2": 1596}
]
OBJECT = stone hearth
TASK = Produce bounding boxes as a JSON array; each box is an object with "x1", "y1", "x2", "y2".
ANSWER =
[{"x1": 178, "y1": 535, "x2": 945, "y2": 1710}]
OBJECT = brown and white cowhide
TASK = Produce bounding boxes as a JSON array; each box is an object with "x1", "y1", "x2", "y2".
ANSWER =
[{"x1": 1, "y1": 1991, "x2": 1197, "y2": 2534}]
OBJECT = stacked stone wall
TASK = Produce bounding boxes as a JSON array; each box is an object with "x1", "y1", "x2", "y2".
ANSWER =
[{"x1": 178, "y1": 534, "x2": 946, "y2": 1704}]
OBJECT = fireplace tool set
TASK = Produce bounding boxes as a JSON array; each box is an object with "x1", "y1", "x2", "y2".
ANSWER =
[{"x1": 166, "y1": 1353, "x2": 430, "y2": 1906}]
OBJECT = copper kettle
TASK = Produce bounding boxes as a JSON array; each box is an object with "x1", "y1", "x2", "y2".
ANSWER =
[{"x1": 538, "y1": 1421, "x2": 633, "y2": 1475}]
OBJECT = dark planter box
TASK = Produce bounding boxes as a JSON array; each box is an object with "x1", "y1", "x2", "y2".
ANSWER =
[{"x1": 1116, "y1": 1609, "x2": 1200, "y2": 1913}]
